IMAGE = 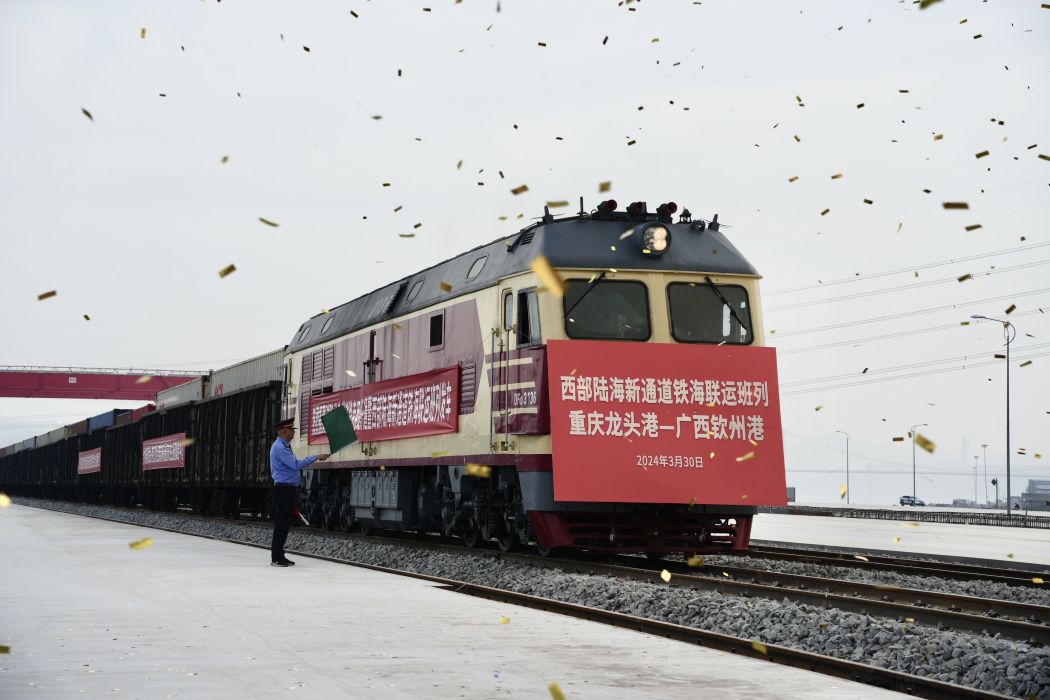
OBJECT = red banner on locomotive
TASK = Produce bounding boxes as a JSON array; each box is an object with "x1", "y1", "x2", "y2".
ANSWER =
[{"x1": 547, "y1": 339, "x2": 786, "y2": 506}]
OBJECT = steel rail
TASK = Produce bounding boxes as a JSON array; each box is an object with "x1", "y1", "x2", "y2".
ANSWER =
[
  {"x1": 22, "y1": 502, "x2": 1011, "y2": 700},
  {"x1": 747, "y1": 544, "x2": 1050, "y2": 588}
]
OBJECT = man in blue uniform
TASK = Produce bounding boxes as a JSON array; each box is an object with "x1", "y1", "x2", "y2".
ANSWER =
[{"x1": 270, "y1": 418, "x2": 328, "y2": 566}]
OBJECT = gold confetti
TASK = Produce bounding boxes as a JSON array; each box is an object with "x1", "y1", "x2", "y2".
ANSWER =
[
  {"x1": 548, "y1": 682, "x2": 566, "y2": 700},
  {"x1": 741, "y1": 494, "x2": 748, "y2": 500},
  {"x1": 346, "y1": 369, "x2": 357, "y2": 377},
  {"x1": 129, "y1": 537, "x2": 153, "y2": 550},
  {"x1": 0, "y1": 493, "x2": 11, "y2": 508},
  {"x1": 964, "y1": 224, "x2": 983, "y2": 231},
  {"x1": 919, "y1": 0, "x2": 942, "y2": 7},
  {"x1": 510, "y1": 184, "x2": 529, "y2": 195},
  {"x1": 830, "y1": 173, "x2": 843, "y2": 180},
  {"x1": 660, "y1": 569, "x2": 671, "y2": 583},
  {"x1": 180, "y1": 438, "x2": 196, "y2": 448},
  {"x1": 602, "y1": 35, "x2": 608, "y2": 45},
  {"x1": 1007, "y1": 553, "x2": 1014, "y2": 559},
  {"x1": 218, "y1": 264, "x2": 237, "y2": 278},
  {"x1": 627, "y1": 139, "x2": 636, "y2": 146},
  {"x1": 258, "y1": 217, "x2": 279, "y2": 227},
  {"x1": 537, "y1": 42, "x2": 547, "y2": 47},
  {"x1": 83, "y1": 314, "x2": 91, "y2": 320},
  {"x1": 751, "y1": 641, "x2": 768, "y2": 655},
  {"x1": 793, "y1": 134, "x2": 801, "y2": 142},
  {"x1": 735, "y1": 452, "x2": 754, "y2": 462},
  {"x1": 598, "y1": 181, "x2": 611, "y2": 192},
  {"x1": 787, "y1": 175, "x2": 798, "y2": 182},
  {"x1": 957, "y1": 273, "x2": 972, "y2": 282},
  {"x1": 894, "y1": 536, "x2": 901, "y2": 543},
  {"x1": 820, "y1": 208, "x2": 830, "y2": 216},
  {"x1": 856, "y1": 103, "x2": 865, "y2": 109},
  {"x1": 499, "y1": 616, "x2": 510, "y2": 624},
  {"x1": 81, "y1": 107, "x2": 93, "y2": 121},
  {"x1": 546, "y1": 200, "x2": 569, "y2": 208},
  {"x1": 854, "y1": 555, "x2": 869, "y2": 562},
  {"x1": 862, "y1": 368, "x2": 869, "y2": 374},
  {"x1": 892, "y1": 437, "x2": 905, "y2": 442},
  {"x1": 975, "y1": 150, "x2": 990, "y2": 159},
  {"x1": 905, "y1": 522, "x2": 920, "y2": 527},
  {"x1": 1019, "y1": 360, "x2": 1033, "y2": 367},
  {"x1": 1005, "y1": 304, "x2": 1017, "y2": 314},
  {"x1": 722, "y1": 571, "x2": 730, "y2": 577},
  {"x1": 37, "y1": 290, "x2": 57, "y2": 301},
  {"x1": 686, "y1": 556, "x2": 704, "y2": 567},
  {"x1": 140, "y1": 28, "x2": 146, "y2": 39},
  {"x1": 350, "y1": 9, "x2": 358, "y2": 17},
  {"x1": 942, "y1": 202, "x2": 969, "y2": 209},
  {"x1": 465, "y1": 463, "x2": 492, "y2": 478},
  {"x1": 814, "y1": 405, "x2": 823, "y2": 411},
  {"x1": 840, "y1": 483, "x2": 848, "y2": 499},
  {"x1": 904, "y1": 617, "x2": 915, "y2": 623},
  {"x1": 221, "y1": 155, "x2": 229, "y2": 164},
  {"x1": 863, "y1": 199, "x2": 873, "y2": 204},
  {"x1": 530, "y1": 255, "x2": 565, "y2": 299},
  {"x1": 1033, "y1": 577, "x2": 1045, "y2": 585},
  {"x1": 914, "y1": 433, "x2": 936, "y2": 453},
  {"x1": 439, "y1": 282, "x2": 452, "y2": 292},
  {"x1": 135, "y1": 375, "x2": 153, "y2": 385},
  {"x1": 1039, "y1": 154, "x2": 1050, "y2": 161},
  {"x1": 399, "y1": 234, "x2": 415, "y2": 238},
  {"x1": 430, "y1": 450, "x2": 450, "y2": 458},
  {"x1": 0, "y1": 645, "x2": 8, "y2": 654},
  {"x1": 934, "y1": 133, "x2": 944, "y2": 141}
]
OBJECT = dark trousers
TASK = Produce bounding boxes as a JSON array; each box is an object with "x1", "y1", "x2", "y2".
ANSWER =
[{"x1": 271, "y1": 484, "x2": 297, "y2": 562}]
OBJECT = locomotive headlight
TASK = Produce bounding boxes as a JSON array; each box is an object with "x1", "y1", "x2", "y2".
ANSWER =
[{"x1": 640, "y1": 225, "x2": 671, "y2": 256}]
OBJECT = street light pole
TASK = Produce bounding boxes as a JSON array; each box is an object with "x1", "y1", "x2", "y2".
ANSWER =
[
  {"x1": 981, "y1": 443, "x2": 988, "y2": 507},
  {"x1": 910, "y1": 423, "x2": 927, "y2": 502},
  {"x1": 973, "y1": 456, "x2": 979, "y2": 506},
  {"x1": 835, "y1": 430, "x2": 850, "y2": 504},
  {"x1": 971, "y1": 315, "x2": 1016, "y2": 515}
]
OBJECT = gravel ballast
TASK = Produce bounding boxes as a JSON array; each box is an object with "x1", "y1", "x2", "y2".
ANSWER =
[{"x1": 17, "y1": 499, "x2": 1050, "y2": 699}]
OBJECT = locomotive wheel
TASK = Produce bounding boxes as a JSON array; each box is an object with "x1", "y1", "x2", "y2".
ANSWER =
[
  {"x1": 495, "y1": 529, "x2": 518, "y2": 553},
  {"x1": 535, "y1": 543, "x2": 559, "y2": 558},
  {"x1": 461, "y1": 522, "x2": 482, "y2": 548}
]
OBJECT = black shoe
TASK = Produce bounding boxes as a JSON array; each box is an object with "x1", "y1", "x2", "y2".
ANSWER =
[
  {"x1": 281, "y1": 558, "x2": 296, "y2": 566},
  {"x1": 271, "y1": 560, "x2": 291, "y2": 567}
]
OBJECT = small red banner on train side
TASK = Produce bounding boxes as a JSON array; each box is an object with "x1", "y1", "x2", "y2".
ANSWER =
[
  {"x1": 308, "y1": 365, "x2": 459, "y2": 444},
  {"x1": 546, "y1": 339, "x2": 787, "y2": 506},
  {"x1": 142, "y1": 433, "x2": 187, "y2": 471},
  {"x1": 77, "y1": 447, "x2": 102, "y2": 475}
]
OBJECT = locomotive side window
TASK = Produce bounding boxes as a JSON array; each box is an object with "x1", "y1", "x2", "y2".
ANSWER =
[
  {"x1": 406, "y1": 279, "x2": 424, "y2": 302},
  {"x1": 563, "y1": 280, "x2": 650, "y2": 341},
  {"x1": 516, "y1": 288, "x2": 541, "y2": 346},
  {"x1": 667, "y1": 282, "x2": 753, "y2": 345},
  {"x1": 502, "y1": 290, "x2": 514, "y2": 331},
  {"x1": 467, "y1": 255, "x2": 488, "y2": 280},
  {"x1": 429, "y1": 312, "x2": 444, "y2": 350}
]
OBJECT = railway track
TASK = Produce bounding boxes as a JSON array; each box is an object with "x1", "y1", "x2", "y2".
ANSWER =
[
  {"x1": 28, "y1": 500, "x2": 1016, "y2": 700},
  {"x1": 747, "y1": 544, "x2": 1050, "y2": 588}
]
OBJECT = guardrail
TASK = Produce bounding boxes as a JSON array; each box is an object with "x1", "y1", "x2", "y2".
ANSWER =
[{"x1": 760, "y1": 505, "x2": 1050, "y2": 528}]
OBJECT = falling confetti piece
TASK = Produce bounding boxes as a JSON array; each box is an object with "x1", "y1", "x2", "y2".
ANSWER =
[
  {"x1": 548, "y1": 682, "x2": 566, "y2": 700},
  {"x1": 221, "y1": 155, "x2": 229, "y2": 164},
  {"x1": 735, "y1": 452, "x2": 754, "y2": 462},
  {"x1": 627, "y1": 139, "x2": 636, "y2": 146},
  {"x1": 135, "y1": 375, "x2": 153, "y2": 385},
  {"x1": 1019, "y1": 360, "x2": 1032, "y2": 367},
  {"x1": 840, "y1": 483, "x2": 848, "y2": 499},
  {"x1": 793, "y1": 134, "x2": 801, "y2": 142},
  {"x1": 258, "y1": 217, "x2": 279, "y2": 227},
  {"x1": 862, "y1": 368, "x2": 869, "y2": 374},
  {"x1": 530, "y1": 255, "x2": 565, "y2": 299},
  {"x1": 598, "y1": 181, "x2": 611, "y2": 193},
  {"x1": 957, "y1": 273, "x2": 973, "y2": 282},
  {"x1": 964, "y1": 224, "x2": 983, "y2": 231},
  {"x1": 686, "y1": 556, "x2": 704, "y2": 567},
  {"x1": 371, "y1": 115, "x2": 383, "y2": 120},
  {"x1": 129, "y1": 537, "x2": 153, "y2": 550},
  {"x1": 905, "y1": 522, "x2": 920, "y2": 528},
  {"x1": 892, "y1": 437, "x2": 905, "y2": 442},
  {"x1": 180, "y1": 438, "x2": 196, "y2": 448},
  {"x1": 914, "y1": 433, "x2": 936, "y2": 453},
  {"x1": 934, "y1": 133, "x2": 944, "y2": 141},
  {"x1": 942, "y1": 202, "x2": 969, "y2": 209},
  {"x1": 1033, "y1": 578, "x2": 1045, "y2": 584},
  {"x1": 510, "y1": 184, "x2": 529, "y2": 195},
  {"x1": 660, "y1": 569, "x2": 671, "y2": 583},
  {"x1": 218, "y1": 264, "x2": 237, "y2": 278},
  {"x1": 1005, "y1": 304, "x2": 1017, "y2": 314},
  {"x1": 140, "y1": 28, "x2": 146, "y2": 39},
  {"x1": 303, "y1": 46, "x2": 311, "y2": 52},
  {"x1": 81, "y1": 107, "x2": 93, "y2": 121},
  {"x1": 537, "y1": 42, "x2": 547, "y2": 47},
  {"x1": 1007, "y1": 553, "x2": 1014, "y2": 559},
  {"x1": 863, "y1": 199, "x2": 874, "y2": 204},
  {"x1": 975, "y1": 150, "x2": 990, "y2": 159},
  {"x1": 814, "y1": 405, "x2": 823, "y2": 411},
  {"x1": 0, "y1": 493, "x2": 11, "y2": 508},
  {"x1": 83, "y1": 314, "x2": 91, "y2": 321},
  {"x1": 1039, "y1": 154, "x2": 1050, "y2": 161},
  {"x1": 350, "y1": 10, "x2": 358, "y2": 17},
  {"x1": 465, "y1": 463, "x2": 492, "y2": 478},
  {"x1": 751, "y1": 641, "x2": 769, "y2": 655},
  {"x1": 904, "y1": 617, "x2": 915, "y2": 623},
  {"x1": 0, "y1": 645, "x2": 9, "y2": 654},
  {"x1": 499, "y1": 616, "x2": 510, "y2": 624},
  {"x1": 722, "y1": 571, "x2": 730, "y2": 577},
  {"x1": 439, "y1": 282, "x2": 452, "y2": 292},
  {"x1": 894, "y1": 536, "x2": 901, "y2": 543},
  {"x1": 787, "y1": 176, "x2": 798, "y2": 183},
  {"x1": 919, "y1": 0, "x2": 942, "y2": 8},
  {"x1": 856, "y1": 103, "x2": 865, "y2": 109},
  {"x1": 399, "y1": 233, "x2": 415, "y2": 238},
  {"x1": 37, "y1": 290, "x2": 57, "y2": 301},
  {"x1": 972, "y1": 34, "x2": 982, "y2": 39},
  {"x1": 546, "y1": 200, "x2": 569, "y2": 208},
  {"x1": 854, "y1": 555, "x2": 869, "y2": 562},
  {"x1": 820, "y1": 208, "x2": 830, "y2": 216},
  {"x1": 429, "y1": 450, "x2": 450, "y2": 458},
  {"x1": 346, "y1": 370, "x2": 357, "y2": 377},
  {"x1": 830, "y1": 173, "x2": 843, "y2": 180}
]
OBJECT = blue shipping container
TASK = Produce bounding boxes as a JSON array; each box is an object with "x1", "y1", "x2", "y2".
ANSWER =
[{"x1": 87, "y1": 409, "x2": 129, "y2": 432}]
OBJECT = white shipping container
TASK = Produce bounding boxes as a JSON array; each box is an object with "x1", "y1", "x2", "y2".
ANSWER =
[
  {"x1": 157, "y1": 376, "x2": 208, "y2": 409},
  {"x1": 210, "y1": 347, "x2": 286, "y2": 397},
  {"x1": 38, "y1": 427, "x2": 66, "y2": 446}
]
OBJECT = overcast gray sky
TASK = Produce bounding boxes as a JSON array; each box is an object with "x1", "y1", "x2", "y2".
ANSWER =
[{"x1": 1, "y1": 0, "x2": 1047, "y2": 506}]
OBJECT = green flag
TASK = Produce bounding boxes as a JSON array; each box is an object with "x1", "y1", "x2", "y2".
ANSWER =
[{"x1": 320, "y1": 406, "x2": 357, "y2": 454}]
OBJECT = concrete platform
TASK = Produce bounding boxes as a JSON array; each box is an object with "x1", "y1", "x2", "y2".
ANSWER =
[
  {"x1": 752, "y1": 513, "x2": 1050, "y2": 566},
  {"x1": 0, "y1": 504, "x2": 905, "y2": 699}
]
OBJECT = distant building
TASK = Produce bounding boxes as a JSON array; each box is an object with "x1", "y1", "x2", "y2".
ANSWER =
[
  {"x1": 786, "y1": 487, "x2": 796, "y2": 503},
  {"x1": 1020, "y1": 479, "x2": 1050, "y2": 512}
]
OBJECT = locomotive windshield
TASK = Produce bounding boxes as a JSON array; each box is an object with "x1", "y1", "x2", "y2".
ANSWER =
[
  {"x1": 563, "y1": 279, "x2": 650, "y2": 340},
  {"x1": 667, "y1": 282, "x2": 753, "y2": 345}
]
